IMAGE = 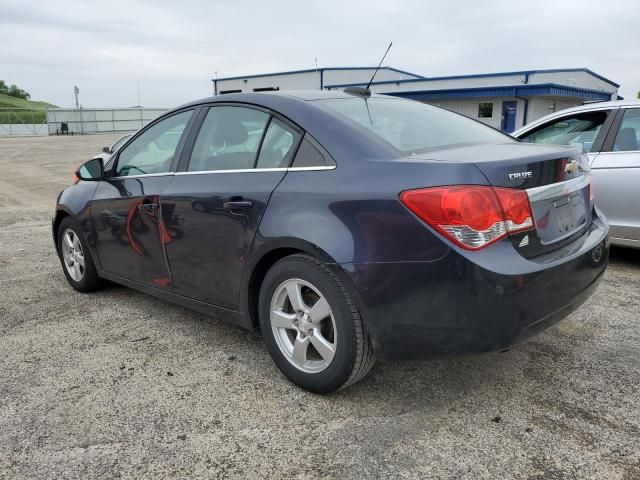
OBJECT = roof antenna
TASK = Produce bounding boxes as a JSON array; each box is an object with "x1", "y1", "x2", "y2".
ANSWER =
[
  {"x1": 367, "y1": 42, "x2": 392, "y2": 89},
  {"x1": 344, "y1": 42, "x2": 393, "y2": 97}
]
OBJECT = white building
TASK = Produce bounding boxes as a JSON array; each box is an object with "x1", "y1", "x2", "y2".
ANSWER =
[{"x1": 212, "y1": 67, "x2": 619, "y2": 132}]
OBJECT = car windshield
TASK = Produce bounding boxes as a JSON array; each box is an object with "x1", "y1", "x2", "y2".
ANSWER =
[
  {"x1": 111, "y1": 134, "x2": 131, "y2": 152},
  {"x1": 314, "y1": 96, "x2": 512, "y2": 154}
]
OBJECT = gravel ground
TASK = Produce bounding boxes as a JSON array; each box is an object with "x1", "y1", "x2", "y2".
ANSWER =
[{"x1": 0, "y1": 134, "x2": 638, "y2": 479}]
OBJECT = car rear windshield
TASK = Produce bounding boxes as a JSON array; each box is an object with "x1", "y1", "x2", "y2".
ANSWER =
[{"x1": 314, "y1": 97, "x2": 512, "y2": 154}]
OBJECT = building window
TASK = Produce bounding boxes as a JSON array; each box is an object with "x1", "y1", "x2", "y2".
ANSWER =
[
  {"x1": 253, "y1": 87, "x2": 280, "y2": 92},
  {"x1": 478, "y1": 102, "x2": 493, "y2": 118},
  {"x1": 219, "y1": 89, "x2": 242, "y2": 95}
]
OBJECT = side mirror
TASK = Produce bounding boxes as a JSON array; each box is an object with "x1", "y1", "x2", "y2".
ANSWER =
[
  {"x1": 76, "y1": 157, "x2": 104, "y2": 181},
  {"x1": 102, "y1": 146, "x2": 111, "y2": 153}
]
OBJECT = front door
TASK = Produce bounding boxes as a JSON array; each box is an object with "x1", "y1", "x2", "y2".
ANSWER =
[
  {"x1": 91, "y1": 109, "x2": 195, "y2": 287},
  {"x1": 161, "y1": 105, "x2": 303, "y2": 309},
  {"x1": 591, "y1": 107, "x2": 640, "y2": 243},
  {"x1": 501, "y1": 101, "x2": 517, "y2": 133}
]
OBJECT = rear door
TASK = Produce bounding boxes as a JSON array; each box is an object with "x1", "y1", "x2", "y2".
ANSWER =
[
  {"x1": 160, "y1": 104, "x2": 303, "y2": 309},
  {"x1": 591, "y1": 107, "x2": 640, "y2": 243}
]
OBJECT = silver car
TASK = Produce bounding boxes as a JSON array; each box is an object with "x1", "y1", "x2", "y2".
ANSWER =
[{"x1": 513, "y1": 100, "x2": 640, "y2": 248}]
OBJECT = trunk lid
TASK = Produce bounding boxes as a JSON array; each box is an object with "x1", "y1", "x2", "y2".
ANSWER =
[{"x1": 411, "y1": 143, "x2": 592, "y2": 257}]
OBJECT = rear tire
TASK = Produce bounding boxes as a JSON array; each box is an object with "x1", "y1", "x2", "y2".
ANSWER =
[
  {"x1": 57, "y1": 217, "x2": 102, "y2": 292},
  {"x1": 259, "y1": 254, "x2": 374, "y2": 393}
]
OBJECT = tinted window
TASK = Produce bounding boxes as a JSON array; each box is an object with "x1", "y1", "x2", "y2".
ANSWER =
[
  {"x1": 612, "y1": 108, "x2": 640, "y2": 152},
  {"x1": 314, "y1": 97, "x2": 510, "y2": 154},
  {"x1": 188, "y1": 106, "x2": 269, "y2": 171},
  {"x1": 256, "y1": 118, "x2": 301, "y2": 168},
  {"x1": 291, "y1": 136, "x2": 335, "y2": 168},
  {"x1": 520, "y1": 111, "x2": 609, "y2": 153},
  {"x1": 116, "y1": 110, "x2": 192, "y2": 176}
]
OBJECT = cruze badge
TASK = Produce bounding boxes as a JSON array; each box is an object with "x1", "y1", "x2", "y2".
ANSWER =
[
  {"x1": 564, "y1": 159, "x2": 581, "y2": 174},
  {"x1": 508, "y1": 171, "x2": 533, "y2": 181}
]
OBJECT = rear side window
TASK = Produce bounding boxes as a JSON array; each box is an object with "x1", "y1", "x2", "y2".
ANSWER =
[
  {"x1": 291, "y1": 136, "x2": 335, "y2": 168},
  {"x1": 188, "y1": 106, "x2": 269, "y2": 172},
  {"x1": 256, "y1": 118, "x2": 302, "y2": 168},
  {"x1": 612, "y1": 109, "x2": 640, "y2": 152},
  {"x1": 520, "y1": 111, "x2": 609, "y2": 153}
]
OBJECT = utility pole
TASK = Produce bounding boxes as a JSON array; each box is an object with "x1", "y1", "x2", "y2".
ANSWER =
[
  {"x1": 137, "y1": 81, "x2": 141, "y2": 107},
  {"x1": 73, "y1": 85, "x2": 83, "y2": 135}
]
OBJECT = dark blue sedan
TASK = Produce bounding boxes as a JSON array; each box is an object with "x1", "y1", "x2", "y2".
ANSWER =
[{"x1": 53, "y1": 91, "x2": 609, "y2": 392}]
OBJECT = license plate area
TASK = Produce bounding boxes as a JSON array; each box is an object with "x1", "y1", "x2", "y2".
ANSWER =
[{"x1": 527, "y1": 175, "x2": 591, "y2": 245}]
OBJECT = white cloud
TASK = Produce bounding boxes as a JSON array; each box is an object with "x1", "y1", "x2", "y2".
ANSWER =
[{"x1": 2, "y1": 0, "x2": 638, "y2": 107}]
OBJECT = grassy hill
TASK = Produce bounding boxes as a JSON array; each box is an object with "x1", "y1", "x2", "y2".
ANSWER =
[
  {"x1": 0, "y1": 93, "x2": 57, "y2": 123},
  {"x1": 0, "y1": 93, "x2": 56, "y2": 109}
]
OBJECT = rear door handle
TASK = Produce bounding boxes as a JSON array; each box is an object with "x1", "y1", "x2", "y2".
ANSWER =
[{"x1": 223, "y1": 200, "x2": 253, "y2": 211}]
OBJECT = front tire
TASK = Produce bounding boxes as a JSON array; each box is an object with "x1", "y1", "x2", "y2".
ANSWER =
[
  {"x1": 57, "y1": 217, "x2": 102, "y2": 292},
  {"x1": 259, "y1": 254, "x2": 374, "y2": 393}
]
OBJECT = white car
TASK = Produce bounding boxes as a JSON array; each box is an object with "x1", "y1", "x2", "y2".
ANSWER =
[{"x1": 513, "y1": 100, "x2": 640, "y2": 249}]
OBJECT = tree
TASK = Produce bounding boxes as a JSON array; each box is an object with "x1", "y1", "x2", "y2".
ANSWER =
[
  {"x1": 7, "y1": 84, "x2": 30, "y2": 100},
  {"x1": 637, "y1": 90, "x2": 640, "y2": 100},
  {"x1": 0, "y1": 80, "x2": 30, "y2": 99}
]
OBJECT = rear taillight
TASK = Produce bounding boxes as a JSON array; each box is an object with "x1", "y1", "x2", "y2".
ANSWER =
[{"x1": 400, "y1": 185, "x2": 534, "y2": 250}]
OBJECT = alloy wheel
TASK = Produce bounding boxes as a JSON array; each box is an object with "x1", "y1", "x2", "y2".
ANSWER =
[
  {"x1": 61, "y1": 228, "x2": 85, "y2": 282},
  {"x1": 270, "y1": 278, "x2": 337, "y2": 373}
]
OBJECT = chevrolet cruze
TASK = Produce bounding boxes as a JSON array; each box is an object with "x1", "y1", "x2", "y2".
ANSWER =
[{"x1": 53, "y1": 91, "x2": 609, "y2": 393}]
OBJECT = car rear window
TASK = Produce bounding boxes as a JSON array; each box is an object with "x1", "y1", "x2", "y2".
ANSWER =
[{"x1": 314, "y1": 97, "x2": 512, "y2": 154}]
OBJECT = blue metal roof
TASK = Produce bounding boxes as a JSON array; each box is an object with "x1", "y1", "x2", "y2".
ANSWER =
[
  {"x1": 324, "y1": 68, "x2": 620, "y2": 89},
  {"x1": 213, "y1": 66, "x2": 424, "y2": 82},
  {"x1": 381, "y1": 83, "x2": 612, "y2": 101}
]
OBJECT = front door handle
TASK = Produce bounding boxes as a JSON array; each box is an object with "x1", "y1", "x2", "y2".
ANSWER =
[{"x1": 138, "y1": 203, "x2": 158, "y2": 215}]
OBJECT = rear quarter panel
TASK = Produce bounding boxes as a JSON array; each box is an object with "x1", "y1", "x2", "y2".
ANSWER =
[{"x1": 256, "y1": 158, "x2": 490, "y2": 265}]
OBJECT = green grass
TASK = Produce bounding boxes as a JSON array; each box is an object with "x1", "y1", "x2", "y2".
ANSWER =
[{"x1": 0, "y1": 93, "x2": 57, "y2": 124}]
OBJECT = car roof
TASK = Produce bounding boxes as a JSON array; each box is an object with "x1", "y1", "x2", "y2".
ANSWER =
[
  {"x1": 556, "y1": 99, "x2": 640, "y2": 112},
  {"x1": 530, "y1": 99, "x2": 640, "y2": 117},
  {"x1": 177, "y1": 90, "x2": 401, "y2": 108}
]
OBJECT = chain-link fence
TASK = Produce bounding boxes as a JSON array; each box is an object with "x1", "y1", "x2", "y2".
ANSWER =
[
  {"x1": 0, "y1": 108, "x2": 49, "y2": 135},
  {"x1": 46, "y1": 108, "x2": 168, "y2": 135}
]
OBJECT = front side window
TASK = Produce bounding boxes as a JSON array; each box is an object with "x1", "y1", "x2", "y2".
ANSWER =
[
  {"x1": 188, "y1": 106, "x2": 269, "y2": 172},
  {"x1": 520, "y1": 111, "x2": 609, "y2": 153},
  {"x1": 612, "y1": 108, "x2": 640, "y2": 152},
  {"x1": 116, "y1": 110, "x2": 192, "y2": 177},
  {"x1": 314, "y1": 97, "x2": 510, "y2": 154}
]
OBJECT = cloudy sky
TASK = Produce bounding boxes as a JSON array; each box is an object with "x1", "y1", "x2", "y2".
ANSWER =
[{"x1": 2, "y1": 0, "x2": 638, "y2": 108}]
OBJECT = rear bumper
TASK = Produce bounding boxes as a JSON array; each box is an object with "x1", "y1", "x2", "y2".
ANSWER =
[{"x1": 338, "y1": 215, "x2": 609, "y2": 361}]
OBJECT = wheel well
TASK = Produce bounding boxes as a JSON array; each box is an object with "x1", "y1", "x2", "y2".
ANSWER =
[
  {"x1": 52, "y1": 210, "x2": 69, "y2": 251},
  {"x1": 247, "y1": 247, "x2": 305, "y2": 333}
]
